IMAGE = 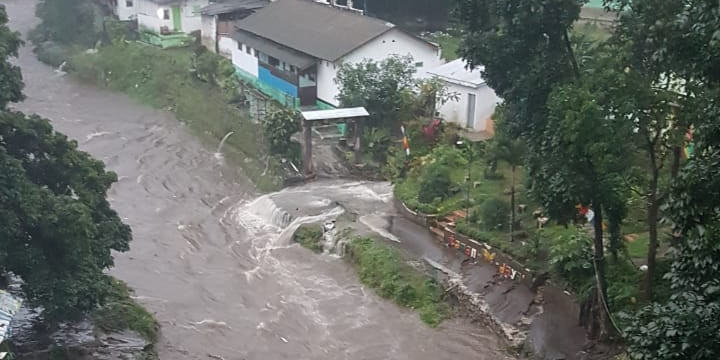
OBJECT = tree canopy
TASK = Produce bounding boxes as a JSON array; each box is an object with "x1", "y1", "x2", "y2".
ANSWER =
[{"x1": 0, "y1": 4, "x2": 131, "y2": 321}]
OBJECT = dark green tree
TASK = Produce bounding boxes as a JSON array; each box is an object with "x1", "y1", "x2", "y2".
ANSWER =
[
  {"x1": 336, "y1": 55, "x2": 416, "y2": 128},
  {"x1": 487, "y1": 121, "x2": 525, "y2": 241},
  {"x1": 1, "y1": 5, "x2": 131, "y2": 321},
  {"x1": 624, "y1": 100, "x2": 720, "y2": 359},
  {"x1": 0, "y1": 5, "x2": 23, "y2": 108}
]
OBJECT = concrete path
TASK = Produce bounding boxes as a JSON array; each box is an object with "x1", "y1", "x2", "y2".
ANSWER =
[{"x1": 385, "y1": 215, "x2": 595, "y2": 360}]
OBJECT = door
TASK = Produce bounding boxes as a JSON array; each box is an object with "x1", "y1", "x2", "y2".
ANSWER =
[
  {"x1": 466, "y1": 93, "x2": 476, "y2": 129},
  {"x1": 171, "y1": 6, "x2": 182, "y2": 32}
]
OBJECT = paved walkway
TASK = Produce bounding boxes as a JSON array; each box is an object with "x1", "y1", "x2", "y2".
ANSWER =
[{"x1": 386, "y1": 215, "x2": 594, "y2": 360}]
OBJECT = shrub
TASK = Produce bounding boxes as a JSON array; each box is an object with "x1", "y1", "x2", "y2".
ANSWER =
[
  {"x1": 548, "y1": 229, "x2": 594, "y2": 296},
  {"x1": 293, "y1": 224, "x2": 324, "y2": 253},
  {"x1": 93, "y1": 279, "x2": 159, "y2": 342},
  {"x1": 418, "y1": 164, "x2": 452, "y2": 203},
  {"x1": 478, "y1": 197, "x2": 510, "y2": 231},
  {"x1": 347, "y1": 237, "x2": 451, "y2": 327}
]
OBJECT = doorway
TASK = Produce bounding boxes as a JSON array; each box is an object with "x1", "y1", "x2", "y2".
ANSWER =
[
  {"x1": 466, "y1": 93, "x2": 476, "y2": 129},
  {"x1": 172, "y1": 6, "x2": 182, "y2": 32}
]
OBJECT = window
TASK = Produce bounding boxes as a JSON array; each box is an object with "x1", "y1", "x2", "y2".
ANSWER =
[
  {"x1": 162, "y1": 9, "x2": 170, "y2": 20},
  {"x1": 192, "y1": 5, "x2": 201, "y2": 15},
  {"x1": 268, "y1": 56, "x2": 280, "y2": 67},
  {"x1": 246, "y1": 45, "x2": 251, "y2": 55},
  {"x1": 253, "y1": 49, "x2": 258, "y2": 58},
  {"x1": 238, "y1": 42, "x2": 243, "y2": 51},
  {"x1": 308, "y1": 74, "x2": 316, "y2": 82},
  {"x1": 126, "y1": 0, "x2": 134, "y2": 7},
  {"x1": 333, "y1": 63, "x2": 336, "y2": 69},
  {"x1": 415, "y1": 62, "x2": 424, "y2": 67},
  {"x1": 289, "y1": 65, "x2": 296, "y2": 73}
]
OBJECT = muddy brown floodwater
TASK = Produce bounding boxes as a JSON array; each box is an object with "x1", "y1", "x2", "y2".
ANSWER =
[{"x1": 3, "y1": 1, "x2": 513, "y2": 359}]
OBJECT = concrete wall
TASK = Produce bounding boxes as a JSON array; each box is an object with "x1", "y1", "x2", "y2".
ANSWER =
[
  {"x1": 200, "y1": 14, "x2": 217, "y2": 52},
  {"x1": 317, "y1": 28, "x2": 443, "y2": 106},
  {"x1": 116, "y1": 0, "x2": 137, "y2": 21},
  {"x1": 436, "y1": 82, "x2": 500, "y2": 132},
  {"x1": 220, "y1": 36, "x2": 260, "y2": 77}
]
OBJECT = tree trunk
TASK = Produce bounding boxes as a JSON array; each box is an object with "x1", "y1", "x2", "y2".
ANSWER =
[
  {"x1": 590, "y1": 204, "x2": 612, "y2": 339},
  {"x1": 644, "y1": 155, "x2": 660, "y2": 301},
  {"x1": 644, "y1": 179, "x2": 659, "y2": 301},
  {"x1": 510, "y1": 165, "x2": 516, "y2": 241},
  {"x1": 671, "y1": 146, "x2": 681, "y2": 179}
]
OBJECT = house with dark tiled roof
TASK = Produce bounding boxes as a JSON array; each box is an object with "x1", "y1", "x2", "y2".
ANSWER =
[{"x1": 219, "y1": 0, "x2": 443, "y2": 107}]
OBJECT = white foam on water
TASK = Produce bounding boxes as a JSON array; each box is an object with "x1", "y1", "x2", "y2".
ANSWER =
[{"x1": 85, "y1": 131, "x2": 111, "y2": 142}]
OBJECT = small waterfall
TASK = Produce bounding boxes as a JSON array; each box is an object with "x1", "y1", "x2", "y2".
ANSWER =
[
  {"x1": 249, "y1": 196, "x2": 293, "y2": 229},
  {"x1": 214, "y1": 131, "x2": 234, "y2": 159},
  {"x1": 234, "y1": 195, "x2": 294, "y2": 233}
]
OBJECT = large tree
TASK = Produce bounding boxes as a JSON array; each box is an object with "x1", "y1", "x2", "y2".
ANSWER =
[
  {"x1": 0, "y1": 6, "x2": 23, "y2": 108},
  {"x1": 0, "y1": 4, "x2": 131, "y2": 321},
  {"x1": 623, "y1": 92, "x2": 720, "y2": 359},
  {"x1": 335, "y1": 55, "x2": 417, "y2": 129},
  {"x1": 455, "y1": 0, "x2": 629, "y2": 339}
]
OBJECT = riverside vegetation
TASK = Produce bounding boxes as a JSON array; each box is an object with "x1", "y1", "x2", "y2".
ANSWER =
[
  {"x1": 292, "y1": 225, "x2": 451, "y2": 328},
  {"x1": 0, "y1": 4, "x2": 158, "y2": 358}
]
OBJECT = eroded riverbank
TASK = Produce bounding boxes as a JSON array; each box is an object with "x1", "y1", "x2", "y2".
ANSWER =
[{"x1": 3, "y1": 1, "x2": 512, "y2": 359}]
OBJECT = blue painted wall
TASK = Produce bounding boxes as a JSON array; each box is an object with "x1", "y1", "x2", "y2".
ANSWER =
[{"x1": 258, "y1": 66, "x2": 298, "y2": 97}]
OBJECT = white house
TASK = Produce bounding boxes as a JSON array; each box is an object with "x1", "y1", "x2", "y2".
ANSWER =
[
  {"x1": 223, "y1": 0, "x2": 443, "y2": 107},
  {"x1": 200, "y1": 0, "x2": 268, "y2": 52},
  {"x1": 427, "y1": 59, "x2": 501, "y2": 134},
  {"x1": 112, "y1": 0, "x2": 138, "y2": 21},
  {"x1": 131, "y1": 0, "x2": 208, "y2": 34}
]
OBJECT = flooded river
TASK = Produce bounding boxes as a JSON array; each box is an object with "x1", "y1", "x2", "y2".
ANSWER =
[{"x1": 4, "y1": 1, "x2": 510, "y2": 358}]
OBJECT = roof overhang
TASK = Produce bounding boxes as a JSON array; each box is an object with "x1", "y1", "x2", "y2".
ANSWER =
[
  {"x1": 302, "y1": 107, "x2": 369, "y2": 121},
  {"x1": 232, "y1": 29, "x2": 317, "y2": 70}
]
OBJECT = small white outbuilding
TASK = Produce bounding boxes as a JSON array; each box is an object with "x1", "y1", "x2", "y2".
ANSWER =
[{"x1": 427, "y1": 59, "x2": 501, "y2": 134}]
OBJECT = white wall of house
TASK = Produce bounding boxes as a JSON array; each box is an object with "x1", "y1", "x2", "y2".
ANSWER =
[
  {"x1": 219, "y1": 36, "x2": 259, "y2": 77},
  {"x1": 180, "y1": 0, "x2": 206, "y2": 33},
  {"x1": 136, "y1": 0, "x2": 168, "y2": 33},
  {"x1": 136, "y1": 0, "x2": 206, "y2": 34},
  {"x1": 316, "y1": 28, "x2": 443, "y2": 106},
  {"x1": 200, "y1": 14, "x2": 217, "y2": 51},
  {"x1": 116, "y1": 0, "x2": 138, "y2": 21},
  {"x1": 436, "y1": 82, "x2": 500, "y2": 132}
]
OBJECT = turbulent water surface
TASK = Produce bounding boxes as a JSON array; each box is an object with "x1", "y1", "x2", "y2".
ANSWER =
[{"x1": 3, "y1": 1, "x2": 510, "y2": 358}]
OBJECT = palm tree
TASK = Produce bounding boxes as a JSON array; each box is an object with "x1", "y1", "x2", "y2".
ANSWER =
[{"x1": 488, "y1": 135, "x2": 526, "y2": 241}]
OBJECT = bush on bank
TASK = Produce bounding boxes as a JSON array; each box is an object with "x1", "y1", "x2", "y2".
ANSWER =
[
  {"x1": 293, "y1": 224, "x2": 324, "y2": 253},
  {"x1": 347, "y1": 237, "x2": 451, "y2": 327}
]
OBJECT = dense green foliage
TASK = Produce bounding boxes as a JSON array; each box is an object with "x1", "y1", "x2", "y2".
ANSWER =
[
  {"x1": 456, "y1": 0, "x2": 720, "y2": 352},
  {"x1": 347, "y1": 237, "x2": 451, "y2": 327},
  {"x1": 0, "y1": 6, "x2": 23, "y2": 108},
  {"x1": 262, "y1": 107, "x2": 301, "y2": 157},
  {"x1": 292, "y1": 224, "x2": 325, "y2": 254},
  {"x1": 0, "y1": 111, "x2": 131, "y2": 320},
  {"x1": 477, "y1": 197, "x2": 510, "y2": 231},
  {"x1": 31, "y1": 0, "x2": 104, "y2": 48},
  {"x1": 336, "y1": 55, "x2": 416, "y2": 128},
  {"x1": 93, "y1": 279, "x2": 159, "y2": 342},
  {"x1": 0, "y1": 5, "x2": 132, "y2": 322},
  {"x1": 417, "y1": 164, "x2": 452, "y2": 204}
]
